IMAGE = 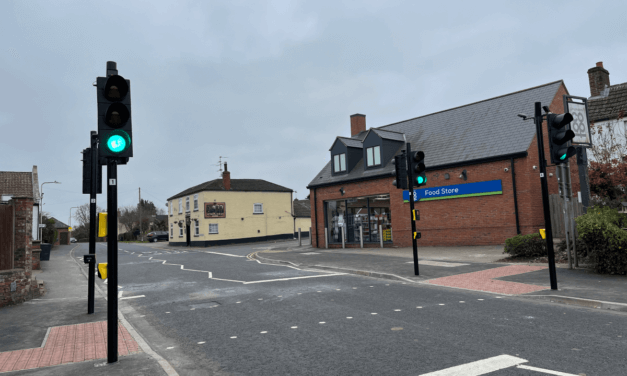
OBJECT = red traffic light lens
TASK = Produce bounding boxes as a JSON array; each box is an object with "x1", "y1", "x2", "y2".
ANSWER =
[{"x1": 104, "y1": 75, "x2": 129, "y2": 101}]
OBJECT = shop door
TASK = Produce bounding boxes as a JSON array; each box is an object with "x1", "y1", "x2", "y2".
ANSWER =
[{"x1": 0, "y1": 204, "x2": 14, "y2": 270}]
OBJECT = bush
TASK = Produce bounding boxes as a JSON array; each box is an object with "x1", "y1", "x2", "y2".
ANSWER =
[
  {"x1": 504, "y1": 233, "x2": 547, "y2": 258},
  {"x1": 576, "y1": 206, "x2": 627, "y2": 275}
]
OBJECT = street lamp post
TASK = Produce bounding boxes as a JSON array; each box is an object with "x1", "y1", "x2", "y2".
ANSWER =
[
  {"x1": 40, "y1": 181, "x2": 61, "y2": 241},
  {"x1": 70, "y1": 206, "x2": 79, "y2": 242}
]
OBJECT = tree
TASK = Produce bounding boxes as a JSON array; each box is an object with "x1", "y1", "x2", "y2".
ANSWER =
[
  {"x1": 71, "y1": 203, "x2": 104, "y2": 241},
  {"x1": 588, "y1": 110, "x2": 627, "y2": 206},
  {"x1": 41, "y1": 213, "x2": 57, "y2": 244}
]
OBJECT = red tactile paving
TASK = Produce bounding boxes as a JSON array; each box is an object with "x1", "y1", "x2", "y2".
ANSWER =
[
  {"x1": 0, "y1": 321, "x2": 140, "y2": 373},
  {"x1": 426, "y1": 265, "x2": 549, "y2": 295}
]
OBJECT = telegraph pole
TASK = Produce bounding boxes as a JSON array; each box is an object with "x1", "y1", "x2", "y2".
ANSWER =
[{"x1": 139, "y1": 187, "x2": 142, "y2": 241}]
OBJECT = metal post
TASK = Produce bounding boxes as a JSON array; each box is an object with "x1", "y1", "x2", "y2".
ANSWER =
[
  {"x1": 341, "y1": 226, "x2": 345, "y2": 249},
  {"x1": 309, "y1": 227, "x2": 312, "y2": 245},
  {"x1": 406, "y1": 145, "x2": 419, "y2": 275},
  {"x1": 379, "y1": 225, "x2": 383, "y2": 248},
  {"x1": 535, "y1": 102, "x2": 558, "y2": 290},
  {"x1": 298, "y1": 228, "x2": 301, "y2": 246},
  {"x1": 324, "y1": 228, "x2": 328, "y2": 249},
  {"x1": 559, "y1": 165, "x2": 572, "y2": 269},
  {"x1": 106, "y1": 159, "x2": 118, "y2": 363},
  {"x1": 565, "y1": 160, "x2": 578, "y2": 267},
  {"x1": 88, "y1": 132, "x2": 98, "y2": 315},
  {"x1": 359, "y1": 226, "x2": 363, "y2": 248}
]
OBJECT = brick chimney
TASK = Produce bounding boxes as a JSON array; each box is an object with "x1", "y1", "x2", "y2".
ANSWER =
[
  {"x1": 222, "y1": 162, "x2": 231, "y2": 190},
  {"x1": 587, "y1": 61, "x2": 610, "y2": 97},
  {"x1": 350, "y1": 114, "x2": 366, "y2": 136}
]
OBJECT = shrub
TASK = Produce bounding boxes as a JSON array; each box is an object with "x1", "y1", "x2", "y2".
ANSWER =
[
  {"x1": 504, "y1": 233, "x2": 547, "y2": 258},
  {"x1": 576, "y1": 206, "x2": 627, "y2": 275}
]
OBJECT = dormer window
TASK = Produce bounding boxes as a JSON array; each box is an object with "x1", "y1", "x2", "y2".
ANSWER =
[
  {"x1": 334, "y1": 153, "x2": 346, "y2": 172},
  {"x1": 366, "y1": 146, "x2": 381, "y2": 167}
]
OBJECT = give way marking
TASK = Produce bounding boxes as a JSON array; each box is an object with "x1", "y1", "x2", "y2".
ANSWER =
[{"x1": 419, "y1": 354, "x2": 580, "y2": 376}]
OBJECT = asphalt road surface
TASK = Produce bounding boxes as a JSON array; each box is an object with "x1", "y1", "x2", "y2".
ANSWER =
[{"x1": 72, "y1": 240, "x2": 626, "y2": 376}]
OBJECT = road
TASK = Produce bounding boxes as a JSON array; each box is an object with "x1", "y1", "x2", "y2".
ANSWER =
[{"x1": 72, "y1": 240, "x2": 626, "y2": 376}]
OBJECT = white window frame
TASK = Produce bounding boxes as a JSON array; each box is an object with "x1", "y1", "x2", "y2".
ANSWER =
[
  {"x1": 179, "y1": 225, "x2": 184, "y2": 237},
  {"x1": 366, "y1": 146, "x2": 381, "y2": 167},
  {"x1": 208, "y1": 223, "x2": 218, "y2": 234},
  {"x1": 193, "y1": 194, "x2": 199, "y2": 211},
  {"x1": 186, "y1": 197, "x2": 190, "y2": 212},
  {"x1": 170, "y1": 223, "x2": 173, "y2": 238},
  {"x1": 253, "y1": 203, "x2": 263, "y2": 214},
  {"x1": 178, "y1": 198, "x2": 182, "y2": 214},
  {"x1": 194, "y1": 220, "x2": 199, "y2": 236},
  {"x1": 334, "y1": 153, "x2": 346, "y2": 172}
]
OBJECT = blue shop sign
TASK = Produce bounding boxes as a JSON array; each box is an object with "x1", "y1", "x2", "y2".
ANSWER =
[{"x1": 403, "y1": 180, "x2": 503, "y2": 202}]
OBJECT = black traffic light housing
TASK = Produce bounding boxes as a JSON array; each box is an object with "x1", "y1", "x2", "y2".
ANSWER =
[
  {"x1": 411, "y1": 151, "x2": 427, "y2": 187},
  {"x1": 82, "y1": 148, "x2": 102, "y2": 194},
  {"x1": 547, "y1": 112, "x2": 576, "y2": 165},
  {"x1": 97, "y1": 62, "x2": 132, "y2": 162},
  {"x1": 392, "y1": 154, "x2": 408, "y2": 190}
]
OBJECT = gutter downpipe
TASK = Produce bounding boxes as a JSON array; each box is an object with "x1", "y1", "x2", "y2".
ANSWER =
[
  {"x1": 314, "y1": 188, "x2": 319, "y2": 248},
  {"x1": 511, "y1": 157, "x2": 521, "y2": 235}
]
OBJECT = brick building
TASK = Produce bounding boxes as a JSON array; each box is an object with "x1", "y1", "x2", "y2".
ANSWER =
[
  {"x1": 308, "y1": 81, "x2": 584, "y2": 248},
  {"x1": 0, "y1": 167, "x2": 43, "y2": 307}
]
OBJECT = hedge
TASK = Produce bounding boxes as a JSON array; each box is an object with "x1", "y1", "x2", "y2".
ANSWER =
[
  {"x1": 576, "y1": 206, "x2": 627, "y2": 275},
  {"x1": 504, "y1": 233, "x2": 547, "y2": 258}
]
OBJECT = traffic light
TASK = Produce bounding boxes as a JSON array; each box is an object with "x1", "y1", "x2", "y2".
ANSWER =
[
  {"x1": 547, "y1": 112, "x2": 576, "y2": 164},
  {"x1": 392, "y1": 155, "x2": 408, "y2": 189},
  {"x1": 411, "y1": 151, "x2": 427, "y2": 187},
  {"x1": 97, "y1": 63, "x2": 132, "y2": 160},
  {"x1": 82, "y1": 148, "x2": 102, "y2": 194}
]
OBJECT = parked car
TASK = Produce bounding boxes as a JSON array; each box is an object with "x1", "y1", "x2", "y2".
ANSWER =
[
  {"x1": 147, "y1": 231, "x2": 168, "y2": 242},
  {"x1": 70, "y1": 237, "x2": 77, "y2": 243}
]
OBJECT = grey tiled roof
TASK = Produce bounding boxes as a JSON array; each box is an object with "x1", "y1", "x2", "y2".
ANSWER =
[
  {"x1": 168, "y1": 179, "x2": 292, "y2": 201},
  {"x1": 338, "y1": 137, "x2": 363, "y2": 148},
  {"x1": 50, "y1": 217, "x2": 69, "y2": 229},
  {"x1": 309, "y1": 80, "x2": 564, "y2": 188},
  {"x1": 293, "y1": 199, "x2": 311, "y2": 217},
  {"x1": 588, "y1": 83, "x2": 627, "y2": 122},
  {"x1": 0, "y1": 171, "x2": 34, "y2": 198},
  {"x1": 371, "y1": 128, "x2": 405, "y2": 142}
]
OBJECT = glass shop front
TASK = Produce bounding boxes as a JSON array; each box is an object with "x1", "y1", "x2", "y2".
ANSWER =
[{"x1": 324, "y1": 194, "x2": 392, "y2": 244}]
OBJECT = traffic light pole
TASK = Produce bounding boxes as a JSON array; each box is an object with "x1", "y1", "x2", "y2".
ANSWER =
[
  {"x1": 88, "y1": 132, "x2": 98, "y2": 314},
  {"x1": 106, "y1": 158, "x2": 118, "y2": 363},
  {"x1": 534, "y1": 102, "x2": 558, "y2": 290},
  {"x1": 406, "y1": 142, "x2": 419, "y2": 276}
]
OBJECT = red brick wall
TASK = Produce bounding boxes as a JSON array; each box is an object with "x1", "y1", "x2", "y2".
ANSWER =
[{"x1": 309, "y1": 83, "x2": 584, "y2": 248}]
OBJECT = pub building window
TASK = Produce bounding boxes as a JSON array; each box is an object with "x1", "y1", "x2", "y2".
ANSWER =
[
  {"x1": 366, "y1": 146, "x2": 381, "y2": 167},
  {"x1": 324, "y1": 194, "x2": 391, "y2": 244}
]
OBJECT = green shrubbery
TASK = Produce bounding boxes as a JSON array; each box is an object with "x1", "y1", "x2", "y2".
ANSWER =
[
  {"x1": 576, "y1": 206, "x2": 627, "y2": 275},
  {"x1": 504, "y1": 233, "x2": 547, "y2": 258}
]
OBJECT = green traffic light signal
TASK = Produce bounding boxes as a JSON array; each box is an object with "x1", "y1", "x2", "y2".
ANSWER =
[
  {"x1": 417, "y1": 175, "x2": 426, "y2": 185},
  {"x1": 103, "y1": 130, "x2": 131, "y2": 154}
]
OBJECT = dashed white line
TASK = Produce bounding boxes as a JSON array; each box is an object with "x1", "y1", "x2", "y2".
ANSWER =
[
  {"x1": 347, "y1": 317, "x2": 353, "y2": 319},
  {"x1": 260, "y1": 331, "x2": 267, "y2": 334},
  {"x1": 230, "y1": 336, "x2": 237, "y2": 339},
  {"x1": 120, "y1": 295, "x2": 145, "y2": 300},
  {"x1": 319, "y1": 322, "x2": 325, "y2": 324},
  {"x1": 394, "y1": 309, "x2": 401, "y2": 312},
  {"x1": 197, "y1": 342, "x2": 205, "y2": 344},
  {"x1": 291, "y1": 326, "x2": 298, "y2": 329}
]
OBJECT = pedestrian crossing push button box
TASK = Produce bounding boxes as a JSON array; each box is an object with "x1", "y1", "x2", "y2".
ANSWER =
[
  {"x1": 97, "y1": 263, "x2": 108, "y2": 279},
  {"x1": 83, "y1": 254, "x2": 96, "y2": 264}
]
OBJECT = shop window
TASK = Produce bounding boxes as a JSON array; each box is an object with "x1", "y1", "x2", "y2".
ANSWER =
[{"x1": 324, "y1": 194, "x2": 391, "y2": 244}]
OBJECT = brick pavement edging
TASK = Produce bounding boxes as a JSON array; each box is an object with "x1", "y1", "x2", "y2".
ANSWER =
[{"x1": 0, "y1": 321, "x2": 140, "y2": 373}]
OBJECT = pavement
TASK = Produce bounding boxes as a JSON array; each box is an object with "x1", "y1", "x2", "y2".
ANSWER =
[
  {"x1": 250, "y1": 241, "x2": 627, "y2": 313},
  {"x1": 0, "y1": 244, "x2": 172, "y2": 375}
]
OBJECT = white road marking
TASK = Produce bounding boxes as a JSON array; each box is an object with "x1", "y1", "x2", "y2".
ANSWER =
[
  {"x1": 236, "y1": 302, "x2": 241, "y2": 304},
  {"x1": 394, "y1": 309, "x2": 401, "y2": 311},
  {"x1": 166, "y1": 347, "x2": 174, "y2": 350},
  {"x1": 408, "y1": 260, "x2": 469, "y2": 267},
  {"x1": 118, "y1": 291, "x2": 124, "y2": 298},
  {"x1": 516, "y1": 364, "x2": 579, "y2": 376},
  {"x1": 417, "y1": 306, "x2": 423, "y2": 309},
  {"x1": 346, "y1": 317, "x2": 352, "y2": 319},
  {"x1": 197, "y1": 341, "x2": 205, "y2": 344},
  {"x1": 260, "y1": 331, "x2": 267, "y2": 334},
  {"x1": 166, "y1": 312, "x2": 170, "y2": 314},
  {"x1": 291, "y1": 326, "x2": 298, "y2": 329},
  {"x1": 478, "y1": 299, "x2": 484, "y2": 301},
  {"x1": 242, "y1": 273, "x2": 346, "y2": 284},
  {"x1": 200, "y1": 250, "x2": 246, "y2": 258},
  {"x1": 120, "y1": 295, "x2": 145, "y2": 300},
  {"x1": 371, "y1": 313, "x2": 377, "y2": 315},
  {"x1": 319, "y1": 322, "x2": 325, "y2": 324},
  {"x1": 230, "y1": 336, "x2": 237, "y2": 339},
  {"x1": 460, "y1": 301, "x2": 465, "y2": 303},
  {"x1": 439, "y1": 304, "x2": 445, "y2": 306},
  {"x1": 418, "y1": 355, "x2": 527, "y2": 376}
]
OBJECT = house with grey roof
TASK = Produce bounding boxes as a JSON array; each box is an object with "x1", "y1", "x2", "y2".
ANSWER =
[
  {"x1": 307, "y1": 81, "x2": 585, "y2": 249},
  {"x1": 166, "y1": 163, "x2": 295, "y2": 247},
  {"x1": 292, "y1": 198, "x2": 311, "y2": 237}
]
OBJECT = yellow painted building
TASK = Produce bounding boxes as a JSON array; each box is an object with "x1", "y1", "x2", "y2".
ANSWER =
[{"x1": 166, "y1": 164, "x2": 295, "y2": 247}]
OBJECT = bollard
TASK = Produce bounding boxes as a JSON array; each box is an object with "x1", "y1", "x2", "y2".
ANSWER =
[
  {"x1": 341, "y1": 226, "x2": 345, "y2": 249},
  {"x1": 360, "y1": 226, "x2": 363, "y2": 248},
  {"x1": 298, "y1": 228, "x2": 301, "y2": 246},
  {"x1": 310, "y1": 227, "x2": 312, "y2": 245},
  {"x1": 325, "y1": 228, "x2": 328, "y2": 249},
  {"x1": 379, "y1": 225, "x2": 383, "y2": 248}
]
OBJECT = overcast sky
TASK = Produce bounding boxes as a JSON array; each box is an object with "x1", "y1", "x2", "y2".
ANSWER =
[{"x1": 1, "y1": 0, "x2": 626, "y2": 226}]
